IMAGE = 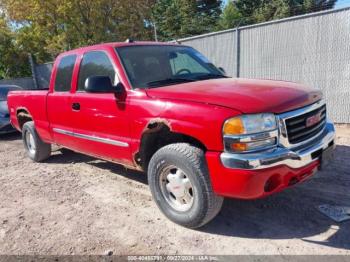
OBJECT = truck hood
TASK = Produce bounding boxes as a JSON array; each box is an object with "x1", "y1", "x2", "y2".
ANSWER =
[{"x1": 145, "y1": 78, "x2": 322, "y2": 114}]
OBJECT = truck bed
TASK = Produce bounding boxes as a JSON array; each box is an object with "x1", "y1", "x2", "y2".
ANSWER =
[{"x1": 7, "y1": 90, "x2": 51, "y2": 142}]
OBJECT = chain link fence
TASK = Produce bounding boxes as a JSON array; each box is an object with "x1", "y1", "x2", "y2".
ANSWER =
[{"x1": 178, "y1": 7, "x2": 350, "y2": 123}]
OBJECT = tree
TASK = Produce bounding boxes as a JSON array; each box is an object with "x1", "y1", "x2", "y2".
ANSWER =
[
  {"x1": 197, "y1": 0, "x2": 223, "y2": 30},
  {"x1": 288, "y1": 0, "x2": 338, "y2": 16},
  {"x1": 0, "y1": 0, "x2": 156, "y2": 61},
  {"x1": 0, "y1": 15, "x2": 31, "y2": 79},
  {"x1": 233, "y1": 0, "x2": 337, "y2": 26},
  {"x1": 252, "y1": 0, "x2": 290, "y2": 23},
  {"x1": 217, "y1": 1, "x2": 243, "y2": 29},
  {"x1": 152, "y1": 0, "x2": 222, "y2": 41}
]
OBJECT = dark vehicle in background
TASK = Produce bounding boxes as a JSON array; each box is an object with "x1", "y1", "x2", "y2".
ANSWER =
[{"x1": 0, "y1": 85, "x2": 22, "y2": 134}]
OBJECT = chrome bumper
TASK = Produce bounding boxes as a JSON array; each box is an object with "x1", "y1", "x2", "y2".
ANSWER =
[{"x1": 220, "y1": 120, "x2": 336, "y2": 170}]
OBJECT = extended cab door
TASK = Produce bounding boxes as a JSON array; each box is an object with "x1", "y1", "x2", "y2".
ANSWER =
[
  {"x1": 47, "y1": 54, "x2": 77, "y2": 149},
  {"x1": 70, "y1": 50, "x2": 133, "y2": 166}
]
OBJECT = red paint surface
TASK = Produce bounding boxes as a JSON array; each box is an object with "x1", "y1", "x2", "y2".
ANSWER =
[
  {"x1": 206, "y1": 151, "x2": 319, "y2": 199},
  {"x1": 7, "y1": 42, "x2": 323, "y2": 199},
  {"x1": 146, "y1": 77, "x2": 322, "y2": 114}
]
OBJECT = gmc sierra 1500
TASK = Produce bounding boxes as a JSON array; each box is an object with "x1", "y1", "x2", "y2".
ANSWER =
[{"x1": 7, "y1": 42, "x2": 335, "y2": 228}]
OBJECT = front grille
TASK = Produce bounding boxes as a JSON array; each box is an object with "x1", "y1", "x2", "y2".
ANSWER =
[{"x1": 285, "y1": 104, "x2": 326, "y2": 144}]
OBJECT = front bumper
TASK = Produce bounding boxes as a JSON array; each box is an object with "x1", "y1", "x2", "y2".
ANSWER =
[
  {"x1": 206, "y1": 120, "x2": 335, "y2": 199},
  {"x1": 220, "y1": 120, "x2": 335, "y2": 170}
]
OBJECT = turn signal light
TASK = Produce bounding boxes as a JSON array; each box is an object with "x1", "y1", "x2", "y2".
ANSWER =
[
  {"x1": 229, "y1": 138, "x2": 276, "y2": 152},
  {"x1": 223, "y1": 117, "x2": 245, "y2": 135},
  {"x1": 230, "y1": 143, "x2": 248, "y2": 151}
]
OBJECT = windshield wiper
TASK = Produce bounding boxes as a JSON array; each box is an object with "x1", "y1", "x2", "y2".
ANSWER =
[
  {"x1": 146, "y1": 78, "x2": 195, "y2": 88},
  {"x1": 194, "y1": 74, "x2": 228, "y2": 80}
]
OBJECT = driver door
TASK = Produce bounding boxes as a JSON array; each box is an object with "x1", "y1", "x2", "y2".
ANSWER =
[{"x1": 70, "y1": 50, "x2": 133, "y2": 166}]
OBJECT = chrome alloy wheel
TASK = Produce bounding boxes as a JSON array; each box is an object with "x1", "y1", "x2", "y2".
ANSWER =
[
  {"x1": 159, "y1": 165, "x2": 194, "y2": 212},
  {"x1": 25, "y1": 131, "x2": 36, "y2": 155}
]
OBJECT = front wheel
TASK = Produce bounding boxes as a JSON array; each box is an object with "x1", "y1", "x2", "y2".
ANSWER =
[
  {"x1": 148, "y1": 143, "x2": 223, "y2": 228},
  {"x1": 22, "y1": 121, "x2": 51, "y2": 162}
]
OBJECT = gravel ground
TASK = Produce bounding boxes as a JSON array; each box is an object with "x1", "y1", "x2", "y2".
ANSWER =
[{"x1": 0, "y1": 125, "x2": 349, "y2": 255}]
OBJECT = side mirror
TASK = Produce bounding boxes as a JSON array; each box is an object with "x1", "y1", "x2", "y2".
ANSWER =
[
  {"x1": 85, "y1": 76, "x2": 123, "y2": 93},
  {"x1": 218, "y1": 67, "x2": 226, "y2": 75}
]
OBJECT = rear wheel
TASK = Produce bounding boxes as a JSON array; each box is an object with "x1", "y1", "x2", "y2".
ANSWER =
[
  {"x1": 148, "y1": 143, "x2": 223, "y2": 228},
  {"x1": 22, "y1": 121, "x2": 51, "y2": 162}
]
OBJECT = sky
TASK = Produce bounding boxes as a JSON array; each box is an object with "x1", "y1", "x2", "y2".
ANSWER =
[
  {"x1": 336, "y1": 0, "x2": 350, "y2": 8},
  {"x1": 222, "y1": 0, "x2": 350, "y2": 9}
]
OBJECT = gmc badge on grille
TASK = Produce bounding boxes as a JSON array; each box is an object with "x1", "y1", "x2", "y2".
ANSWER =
[{"x1": 306, "y1": 112, "x2": 322, "y2": 127}]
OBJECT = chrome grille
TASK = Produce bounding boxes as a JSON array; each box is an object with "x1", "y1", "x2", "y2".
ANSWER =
[{"x1": 285, "y1": 104, "x2": 326, "y2": 144}]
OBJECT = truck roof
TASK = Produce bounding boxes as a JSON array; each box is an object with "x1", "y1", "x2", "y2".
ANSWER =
[{"x1": 58, "y1": 41, "x2": 180, "y2": 57}]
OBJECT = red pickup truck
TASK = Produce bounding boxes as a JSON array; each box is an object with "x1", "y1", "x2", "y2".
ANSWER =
[{"x1": 8, "y1": 42, "x2": 335, "y2": 228}]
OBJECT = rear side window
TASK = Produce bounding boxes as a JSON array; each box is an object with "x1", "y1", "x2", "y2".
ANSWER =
[
  {"x1": 54, "y1": 55, "x2": 77, "y2": 92},
  {"x1": 77, "y1": 51, "x2": 116, "y2": 91}
]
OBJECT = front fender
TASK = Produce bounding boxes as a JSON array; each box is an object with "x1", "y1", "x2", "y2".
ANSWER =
[{"x1": 159, "y1": 101, "x2": 241, "y2": 151}]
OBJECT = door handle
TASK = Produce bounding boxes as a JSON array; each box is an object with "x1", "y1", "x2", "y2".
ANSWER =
[{"x1": 72, "y1": 102, "x2": 80, "y2": 111}]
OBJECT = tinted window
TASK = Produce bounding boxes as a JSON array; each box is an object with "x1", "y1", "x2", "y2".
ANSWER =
[
  {"x1": 77, "y1": 51, "x2": 115, "y2": 91},
  {"x1": 54, "y1": 55, "x2": 77, "y2": 92}
]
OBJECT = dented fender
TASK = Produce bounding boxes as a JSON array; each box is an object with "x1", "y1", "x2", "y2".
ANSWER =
[
  {"x1": 158, "y1": 100, "x2": 241, "y2": 151},
  {"x1": 129, "y1": 95, "x2": 241, "y2": 155}
]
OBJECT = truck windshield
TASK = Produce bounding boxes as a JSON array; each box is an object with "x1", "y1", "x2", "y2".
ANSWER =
[{"x1": 116, "y1": 45, "x2": 226, "y2": 88}]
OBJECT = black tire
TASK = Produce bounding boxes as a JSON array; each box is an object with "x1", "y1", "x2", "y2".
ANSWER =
[
  {"x1": 148, "y1": 143, "x2": 224, "y2": 228},
  {"x1": 22, "y1": 121, "x2": 51, "y2": 162}
]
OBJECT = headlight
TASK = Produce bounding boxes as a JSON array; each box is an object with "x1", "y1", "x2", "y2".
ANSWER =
[
  {"x1": 223, "y1": 114, "x2": 277, "y2": 135},
  {"x1": 223, "y1": 114, "x2": 278, "y2": 153}
]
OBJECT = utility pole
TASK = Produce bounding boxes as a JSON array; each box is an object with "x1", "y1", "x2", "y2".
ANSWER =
[
  {"x1": 235, "y1": 19, "x2": 244, "y2": 78},
  {"x1": 28, "y1": 54, "x2": 39, "y2": 89},
  {"x1": 153, "y1": 21, "x2": 158, "y2": 42}
]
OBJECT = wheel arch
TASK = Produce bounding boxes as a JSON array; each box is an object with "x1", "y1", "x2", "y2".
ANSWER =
[
  {"x1": 136, "y1": 120, "x2": 207, "y2": 171},
  {"x1": 16, "y1": 107, "x2": 33, "y2": 130}
]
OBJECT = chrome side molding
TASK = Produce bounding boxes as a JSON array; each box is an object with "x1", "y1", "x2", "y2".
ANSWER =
[{"x1": 53, "y1": 128, "x2": 129, "y2": 147}]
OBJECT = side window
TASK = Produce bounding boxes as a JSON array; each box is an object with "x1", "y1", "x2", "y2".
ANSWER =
[
  {"x1": 77, "y1": 51, "x2": 116, "y2": 91},
  {"x1": 54, "y1": 55, "x2": 77, "y2": 92}
]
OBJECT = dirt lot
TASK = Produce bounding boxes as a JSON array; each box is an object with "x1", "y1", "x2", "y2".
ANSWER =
[{"x1": 0, "y1": 126, "x2": 349, "y2": 255}]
